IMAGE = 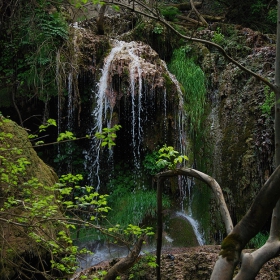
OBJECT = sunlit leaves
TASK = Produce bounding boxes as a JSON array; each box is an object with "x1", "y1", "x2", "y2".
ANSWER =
[
  {"x1": 39, "y1": 118, "x2": 57, "y2": 132},
  {"x1": 156, "y1": 144, "x2": 188, "y2": 170},
  {"x1": 95, "y1": 124, "x2": 122, "y2": 149},
  {"x1": 57, "y1": 131, "x2": 76, "y2": 141},
  {"x1": 112, "y1": 5, "x2": 120, "y2": 11}
]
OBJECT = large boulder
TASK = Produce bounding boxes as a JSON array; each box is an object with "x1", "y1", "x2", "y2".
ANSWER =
[{"x1": 0, "y1": 116, "x2": 66, "y2": 279}]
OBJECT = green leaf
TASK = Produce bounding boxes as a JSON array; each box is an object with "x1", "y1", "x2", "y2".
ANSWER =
[{"x1": 112, "y1": 5, "x2": 120, "y2": 11}]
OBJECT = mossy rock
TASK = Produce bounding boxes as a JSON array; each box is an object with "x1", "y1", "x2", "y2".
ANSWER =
[{"x1": 0, "y1": 117, "x2": 65, "y2": 278}]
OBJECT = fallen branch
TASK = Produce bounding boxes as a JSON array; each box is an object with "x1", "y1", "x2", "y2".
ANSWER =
[
  {"x1": 176, "y1": 14, "x2": 205, "y2": 26},
  {"x1": 103, "y1": 235, "x2": 145, "y2": 279},
  {"x1": 168, "y1": 2, "x2": 202, "y2": 10},
  {"x1": 189, "y1": 0, "x2": 208, "y2": 27}
]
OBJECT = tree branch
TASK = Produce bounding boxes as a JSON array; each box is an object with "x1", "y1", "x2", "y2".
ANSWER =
[
  {"x1": 189, "y1": 0, "x2": 208, "y2": 27},
  {"x1": 156, "y1": 168, "x2": 233, "y2": 233},
  {"x1": 103, "y1": 234, "x2": 145, "y2": 280},
  {"x1": 155, "y1": 168, "x2": 233, "y2": 280},
  {"x1": 211, "y1": 165, "x2": 280, "y2": 280}
]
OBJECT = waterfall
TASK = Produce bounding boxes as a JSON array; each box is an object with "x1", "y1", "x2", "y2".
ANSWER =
[
  {"x1": 84, "y1": 40, "x2": 187, "y2": 189},
  {"x1": 175, "y1": 211, "x2": 205, "y2": 246},
  {"x1": 85, "y1": 41, "x2": 125, "y2": 188},
  {"x1": 128, "y1": 46, "x2": 143, "y2": 170}
]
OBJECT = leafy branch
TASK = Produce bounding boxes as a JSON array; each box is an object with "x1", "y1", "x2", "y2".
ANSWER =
[
  {"x1": 156, "y1": 145, "x2": 188, "y2": 170},
  {"x1": 95, "y1": 125, "x2": 122, "y2": 149}
]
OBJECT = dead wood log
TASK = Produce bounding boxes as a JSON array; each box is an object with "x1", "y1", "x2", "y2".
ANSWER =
[
  {"x1": 202, "y1": 14, "x2": 225, "y2": 22},
  {"x1": 168, "y1": 2, "x2": 202, "y2": 10},
  {"x1": 189, "y1": 0, "x2": 208, "y2": 27},
  {"x1": 176, "y1": 14, "x2": 205, "y2": 26}
]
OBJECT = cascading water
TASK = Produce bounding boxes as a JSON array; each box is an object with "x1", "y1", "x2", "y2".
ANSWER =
[
  {"x1": 70, "y1": 37, "x2": 206, "y2": 269},
  {"x1": 85, "y1": 41, "x2": 125, "y2": 188},
  {"x1": 175, "y1": 211, "x2": 205, "y2": 246},
  {"x1": 84, "y1": 40, "x2": 187, "y2": 189},
  {"x1": 56, "y1": 22, "x2": 82, "y2": 175}
]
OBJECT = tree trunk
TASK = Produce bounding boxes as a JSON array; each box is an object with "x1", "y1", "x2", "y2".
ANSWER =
[
  {"x1": 103, "y1": 235, "x2": 145, "y2": 280},
  {"x1": 97, "y1": 4, "x2": 107, "y2": 35},
  {"x1": 211, "y1": 165, "x2": 280, "y2": 279}
]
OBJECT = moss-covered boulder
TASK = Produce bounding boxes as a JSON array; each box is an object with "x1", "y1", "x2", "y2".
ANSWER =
[{"x1": 0, "y1": 116, "x2": 68, "y2": 279}]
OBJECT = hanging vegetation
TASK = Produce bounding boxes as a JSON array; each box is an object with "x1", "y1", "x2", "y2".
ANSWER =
[{"x1": 168, "y1": 46, "x2": 206, "y2": 137}]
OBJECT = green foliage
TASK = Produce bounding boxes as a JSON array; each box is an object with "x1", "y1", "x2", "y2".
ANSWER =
[
  {"x1": 168, "y1": 47, "x2": 206, "y2": 136},
  {"x1": 251, "y1": 0, "x2": 266, "y2": 15},
  {"x1": 28, "y1": 118, "x2": 57, "y2": 145},
  {"x1": 248, "y1": 232, "x2": 268, "y2": 248},
  {"x1": 107, "y1": 189, "x2": 170, "y2": 227},
  {"x1": 95, "y1": 125, "x2": 122, "y2": 149},
  {"x1": 144, "y1": 145, "x2": 189, "y2": 174},
  {"x1": 215, "y1": 0, "x2": 276, "y2": 32},
  {"x1": 112, "y1": 4, "x2": 120, "y2": 11},
  {"x1": 0, "y1": 0, "x2": 69, "y2": 107},
  {"x1": 143, "y1": 150, "x2": 162, "y2": 175},
  {"x1": 153, "y1": 24, "x2": 164, "y2": 35},
  {"x1": 107, "y1": 223, "x2": 154, "y2": 239},
  {"x1": 106, "y1": 164, "x2": 135, "y2": 201},
  {"x1": 57, "y1": 131, "x2": 77, "y2": 141},
  {"x1": 251, "y1": 0, "x2": 277, "y2": 29},
  {"x1": 159, "y1": 6, "x2": 180, "y2": 21},
  {"x1": 212, "y1": 27, "x2": 225, "y2": 45},
  {"x1": 128, "y1": 252, "x2": 157, "y2": 279},
  {"x1": 156, "y1": 145, "x2": 188, "y2": 170},
  {"x1": 0, "y1": 118, "x2": 155, "y2": 277},
  {"x1": 267, "y1": 8, "x2": 277, "y2": 24},
  {"x1": 0, "y1": 119, "x2": 30, "y2": 189},
  {"x1": 260, "y1": 86, "x2": 275, "y2": 115},
  {"x1": 39, "y1": 118, "x2": 57, "y2": 132}
]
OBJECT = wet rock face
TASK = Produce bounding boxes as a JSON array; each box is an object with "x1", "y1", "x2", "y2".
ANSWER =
[
  {"x1": 64, "y1": 25, "x2": 186, "y2": 181},
  {"x1": 96, "y1": 40, "x2": 184, "y2": 155},
  {"x1": 194, "y1": 26, "x2": 275, "y2": 235}
]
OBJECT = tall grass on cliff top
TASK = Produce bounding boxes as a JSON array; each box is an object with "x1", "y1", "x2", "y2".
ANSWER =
[{"x1": 168, "y1": 47, "x2": 206, "y2": 136}]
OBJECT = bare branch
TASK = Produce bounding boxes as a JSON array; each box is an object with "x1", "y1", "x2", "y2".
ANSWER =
[
  {"x1": 156, "y1": 168, "x2": 233, "y2": 233},
  {"x1": 189, "y1": 0, "x2": 208, "y2": 27},
  {"x1": 155, "y1": 168, "x2": 233, "y2": 280}
]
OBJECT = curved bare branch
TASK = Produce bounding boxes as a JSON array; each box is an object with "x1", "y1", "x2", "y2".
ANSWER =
[
  {"x1": 234, "y1": 241, "x2": 280, "y2": 280},
  {"x1": 155, "y1": 168, "x2": 232, "y2": 280},
  {"x1": 156, "y1": 168, "x2": 233, "y2": 233}
]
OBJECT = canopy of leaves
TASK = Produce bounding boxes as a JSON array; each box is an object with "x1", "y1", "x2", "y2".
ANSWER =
[{"x1": 0, "y1": 0, "x2": 69, "y2": 107}]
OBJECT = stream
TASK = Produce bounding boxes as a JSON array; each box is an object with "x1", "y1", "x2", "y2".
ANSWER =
[{"x1": 76, "y1": 211, "x2": 204, "y2": 270}]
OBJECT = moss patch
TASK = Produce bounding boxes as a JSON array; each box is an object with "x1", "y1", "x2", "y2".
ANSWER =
[{"x1": 220, "y1": 234, "x2": 242, "y2": 261}]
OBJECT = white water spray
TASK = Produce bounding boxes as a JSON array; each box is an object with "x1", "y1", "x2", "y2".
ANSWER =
[
  {"x1": 176, "y1": 211, "x2": 205, "y2": 246},
  {"x1": 84, "y1": 40, "x2": 187, "y2": 189}
]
